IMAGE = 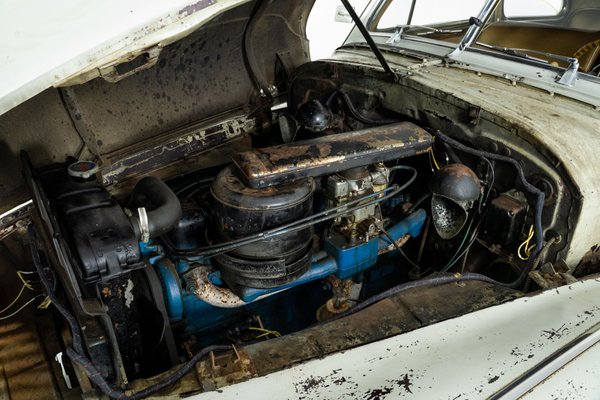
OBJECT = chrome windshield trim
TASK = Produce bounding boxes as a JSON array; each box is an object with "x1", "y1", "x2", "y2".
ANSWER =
[
  {"x1": 345, "y1": 0, "x2": 599, "y2": 105},
  {"x1": 342, "y1": 37, "x2": 600, "y2": 107}
]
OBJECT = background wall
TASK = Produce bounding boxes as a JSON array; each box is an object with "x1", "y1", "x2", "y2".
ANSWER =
[{"x1": 307, "y1": 0, "x2": 370, "y2": 60}]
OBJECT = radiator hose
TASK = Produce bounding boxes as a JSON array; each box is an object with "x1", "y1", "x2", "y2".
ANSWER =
[{"x1": 129, "y1": 176, "x2": 182, "y2": 242}]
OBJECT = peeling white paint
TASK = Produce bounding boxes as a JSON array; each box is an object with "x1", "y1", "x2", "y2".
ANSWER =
[
  {"x1": 192, "y1": 277, "x2": 600, "y2": 399},
  {"x1": 522, "y1": 340, "x2": 600, "y2": 400},
  {"x1": 0, "y1": 0, "x2": 251, "y2": 116},
  {"x1": 124, "y1": 279, "x2": 134, "y2": 308}
]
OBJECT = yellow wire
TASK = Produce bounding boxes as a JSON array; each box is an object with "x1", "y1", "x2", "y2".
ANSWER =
[
  {"x1": 249, "y1": 327, "x2": 281, "y2": 337},
  {"x1": 17, "y1": 271, "x2": 34, "y2": 290},
  {"x1": 517, "y1": 225, "x2": 535, "y2": 261},
  {"x1": 0, "y1": 284, "x2": 28, "y2": 314},
  {"x1": 430, "y1": 148, "x2": 440, "y2": 170},
  {"x1": 37, "y1": 296, "x2": 51, "y2": 309},
  {"x1": 0, "y1": 270, "x2": 51, "y2": 314},
  {"x1": 248, "y1": 326, "x2": 281, "y2": 338}
]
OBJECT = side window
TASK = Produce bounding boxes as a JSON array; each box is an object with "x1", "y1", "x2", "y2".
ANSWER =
[
  {"x1": 307, "y1": 0, "x2": 371, "y2": 60},
  {"x1": 503, "y1": 0, "x2": 564, "y2": 18},
  {"x1": 377, "y1": 0, "x2": 487, "y2": 30},
  {"x1": 376, "y1": 0, "x2": 412, "y2": 30}
]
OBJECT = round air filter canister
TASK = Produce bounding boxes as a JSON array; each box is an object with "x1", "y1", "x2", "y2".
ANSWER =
[{"x1": 211, "y1": 166, "x2": 315, "y2": 288}]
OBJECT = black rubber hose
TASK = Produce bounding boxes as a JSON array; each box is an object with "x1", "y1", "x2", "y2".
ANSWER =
[
  {"x1": 28, "y1": 225, "x2": 231, "y2": 400},
  {"x1": 325, "y1": 90, "x2": 398, "y2": 125},
  {"x1": 432, "y1": 129, "x2": 544, "y2": 254},
  {"x1": 130, "y1": 176, "x2": 182, "y2": 240},
  {"x1": 331, "y1": 272, "x2": 514, "y2": 322},
  {"x1": 66, "y1": 344, "x2": 231, "y2": 400},
  {"x1": 330, "y1": 128, "x2": 549, "y2": 321},
  {"x1": 331, "y1": 130, "x2": 547, "y2": 320},
  {"x1": 431, "y1": 130, "x2": 545, "y2": 288},
  {"x1": 29, "y1": 226, "x2": 125, "y2": 398}
]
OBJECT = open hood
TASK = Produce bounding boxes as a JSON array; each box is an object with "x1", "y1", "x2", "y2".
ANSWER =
[
  {"x1": 0, "y1": 0, "x2": 253, "y2": 116},
  {"x1": 0, "y1": 0, "x2": 313, "y2": 203}
]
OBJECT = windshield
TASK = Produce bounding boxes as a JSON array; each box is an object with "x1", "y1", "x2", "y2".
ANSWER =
[
  {"x1": 376, "y1": 0, "x2": 488, "y2": 30},
  {"x1": 366, "y1": 0, "x2": 599, "y2": 76},
  {"x1": 374, "y1": 0, "x2": 568, "y2": 31}
]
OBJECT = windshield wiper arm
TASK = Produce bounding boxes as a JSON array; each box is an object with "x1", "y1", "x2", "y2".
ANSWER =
[
  {"x1": 476, "y1": 42, "x2": 549, "y2": 63},
  {"x1": 387, "y1": 25, "x2": 465, "y2": 45},
  {"x1": 476, "y1": 42, "x2": 580, "y2": 86},
  {"x1": 340, "y1": 0, "x2": 397, "y2": 81}
]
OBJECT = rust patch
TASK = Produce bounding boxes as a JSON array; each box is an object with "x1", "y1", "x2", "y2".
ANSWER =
[
  {"x1": 179, "y1": 0, "x2": 215, "y2": 16},
  {"x1": 541, "y1": 323, "x2": 569, "y2": 341},
  {"x1": 233, "y1": 122, "x2": 433, "y2": 188},
  {"x1": 294, "y1": 375, "x2": 327, "y2": 394},
  {"x1": 392, "y1": 374, "x2": 413, "y2": 393},
  {"x1": 196, "y1": 347, "x2": 257, "y2": 389},
  {"x1": 363, "y1": 386, "x2": 393, "y2": 400},
  {"x1": 101, "y1": 115, "x2": 254, "y2": 187},
  {"x1": 242, "y1": 280, "x2": 518, "y2": 385},
  {"x1": 573, "y1": 244, "x2": 600, "y2": 277},
  {"x1": 439, "y1": 163, "x2": 480, "y2": 180},
  {"x1": 378, "y1": 234, "x2": 410, "y2": 255}
]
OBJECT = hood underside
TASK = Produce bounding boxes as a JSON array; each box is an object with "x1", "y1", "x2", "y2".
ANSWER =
[
  {"x1": 0, "y1": 0, "x2": 251, "y2": 115},
  {"x1": 0, "y1": 0, "x2": 314, "y2": 204}
]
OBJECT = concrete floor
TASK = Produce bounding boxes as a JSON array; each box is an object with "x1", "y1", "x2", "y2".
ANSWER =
[
  {"x1": 0, "y1": 237, "x2": 76, "y2": 400},
  {"x1": 0, "y1": 314, "x2": 60, "y2": 399}
]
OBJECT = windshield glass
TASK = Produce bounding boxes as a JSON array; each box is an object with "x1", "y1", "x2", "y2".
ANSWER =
[
  {"x1": 369, "y1": 0, "x2": 600, "y2": 76},
  {"x1": 376, "y1": 0, "x2": 487, "y2": 30}
]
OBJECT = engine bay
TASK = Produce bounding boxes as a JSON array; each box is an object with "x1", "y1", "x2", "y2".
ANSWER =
[
  {"x1": 22, "y1": 57, "x2": 585, "y2": 397},
  {"x1": 2, "y1": 0, "x2": 600, "y2": 396}
]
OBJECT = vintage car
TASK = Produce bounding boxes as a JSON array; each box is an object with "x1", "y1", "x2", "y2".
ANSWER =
[{"x1": 1, "y1": 0, "x2": 600, "y2": 398}]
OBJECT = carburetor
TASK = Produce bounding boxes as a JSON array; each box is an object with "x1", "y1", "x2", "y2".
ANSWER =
[{"x1": 326, "y1": 163, "x2": 389, "y2": 242}]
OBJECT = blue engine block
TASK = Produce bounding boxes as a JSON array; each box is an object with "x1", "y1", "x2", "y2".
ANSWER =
[{"x1": 142, "y1": 209, "x2": 427, "y2": 336}]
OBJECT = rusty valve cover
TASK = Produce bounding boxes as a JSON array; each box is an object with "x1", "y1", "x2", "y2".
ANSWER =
[{"x1": 232, "y1": 122, "x2": 434, "y2": 188}]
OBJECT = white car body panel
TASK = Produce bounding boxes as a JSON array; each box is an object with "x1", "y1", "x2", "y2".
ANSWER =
[
  {"x1": 522, "y1": 339, "x2": 600, "y2": 400},
  {"x1": 0, "y1": 0, "x2": 248, "y2": 116},
  {"x1": 194, "y1": 277, "x2": 600, "y2": 399},
  {"x1": 3, "y1": 1, "x2": 600, "y2": 398}
]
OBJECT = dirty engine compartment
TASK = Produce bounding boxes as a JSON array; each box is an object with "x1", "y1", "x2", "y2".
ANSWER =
[
  {"x1": 20, "y1": 52, "x2": 586, "y2": 397},
  {"x1": 2, "y1": 0, "x2": 600, "y2": 397}
]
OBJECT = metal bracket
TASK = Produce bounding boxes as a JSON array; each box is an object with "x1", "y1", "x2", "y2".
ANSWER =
[
  {"x1": 556, "y1": 58, "x2": 579, "y2": 87},
  {"x1": 196, "y1": 345, "x2": 256, "y2": 391},
  {"x1": 468, "y1": 106, "x2": 482, "y2": 126},
  {"x1": 99, "y1": 46, "x2": 162, "y2": 83},
  {"x1": 54, "y1": 352, "x2": 73, "y2": 389},
  {"x1": 209, "y1": 345, "x2": 241, "y2": 373},
  {"x1": 447, "y1": 0, "x2": 500, "y2": 59},
  {"x1": 137, "y1": 207, "x2": 150, "y2": 243},
  {"x1": 386, "y1": 28, "x2": 404, "y2": 46}
]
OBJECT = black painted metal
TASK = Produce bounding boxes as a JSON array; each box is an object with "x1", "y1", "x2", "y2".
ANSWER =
[
  {"x1": 36, "y1": 162, "x2": 143, "y2": 283},
  {"x1": 340, "y1": 0, "x2": 396, "y2": 80},
  {"x1": 166, "y1": 198, "x2": 208, "y2": 251},
  {"x1": 211, "y1": 165, "x2": 315, "y2": 288}
]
